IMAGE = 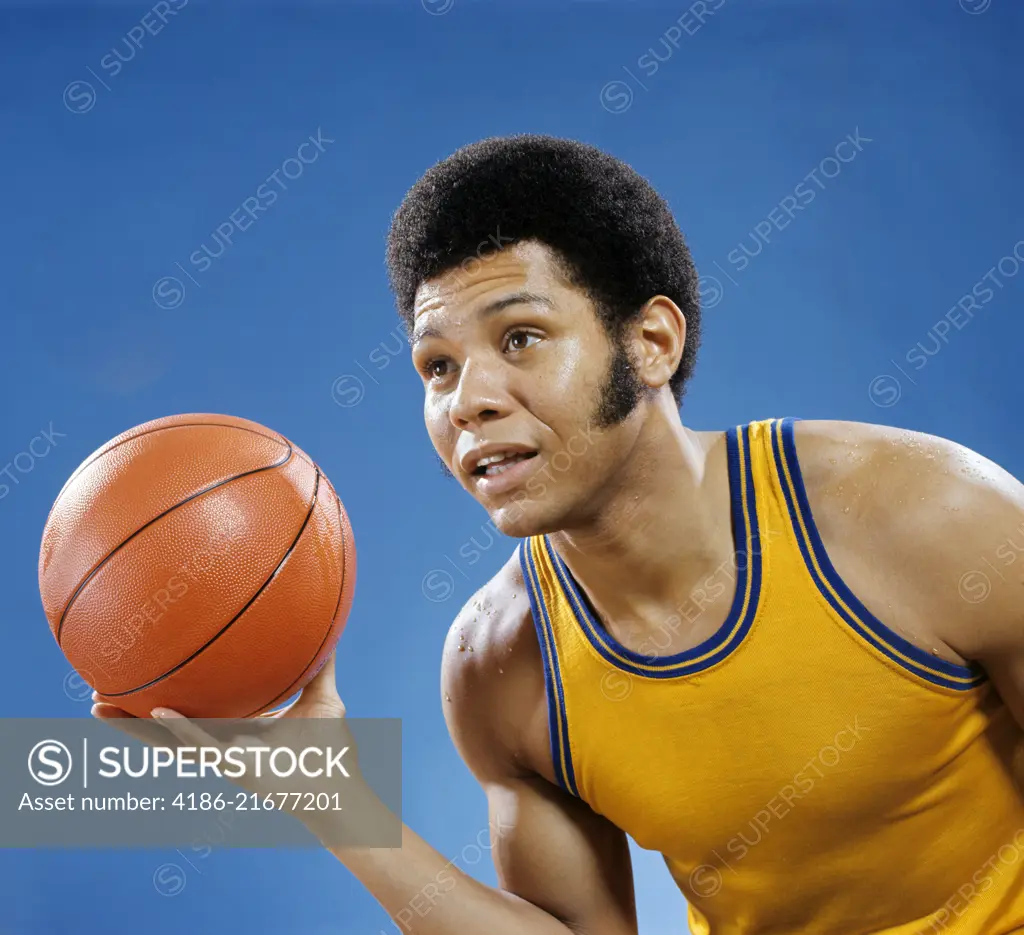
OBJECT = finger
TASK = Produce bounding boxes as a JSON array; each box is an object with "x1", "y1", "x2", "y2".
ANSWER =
[
  {"x1": 91, "y1": 703, "x2": 169, "y2": 748},
  {"x1": 257, "y1": 699, "x2": 298, "y2": 719},
  {"x1": 150, "y1": 708, "x2": 222, "y2": 750},
  {"x1": 300, "y1": 650, "x2": 339, "y2": 703}
]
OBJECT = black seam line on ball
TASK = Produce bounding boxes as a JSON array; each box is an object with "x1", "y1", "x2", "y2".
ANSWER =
[
  {"x1": 56, "y1": 443, "x2": 294, "y2": 647},
  {"x1": 45, "y1": 421, "x2": 289, "y2": 531},
  {"x1": 243, "y1": 482, "x2": 348, "y2": 718},
  {"x1": 105, "y1": 467, "x2": 322, "y2": 698}
]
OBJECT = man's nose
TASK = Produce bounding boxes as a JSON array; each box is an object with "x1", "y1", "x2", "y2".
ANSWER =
[{"x1": 448, "y1": 359, "x2": 508, "y2": 430}]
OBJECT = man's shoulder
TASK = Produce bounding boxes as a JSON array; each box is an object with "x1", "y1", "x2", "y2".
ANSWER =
[
  {"x1": 441, "y1": 548, "x2": 535, "y2": 677},
  {"x1": 440, "y1": 548, "x2": 549, "y2": 780},
  {"x1": 788, "y1": 417, "x2": 1009, "y2": 517},
  {"x1": 787, "y1": 418, "x2": 1023, "y2": 658}
]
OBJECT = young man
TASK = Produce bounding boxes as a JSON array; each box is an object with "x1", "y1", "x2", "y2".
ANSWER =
[{"x1": 97, "y1": 136, "x2": 1024, "y2": 933}]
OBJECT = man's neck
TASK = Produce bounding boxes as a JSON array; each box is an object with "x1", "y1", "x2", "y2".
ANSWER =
[{"x1": 548, "y1": 406, "x2": 735, "y2": 644}]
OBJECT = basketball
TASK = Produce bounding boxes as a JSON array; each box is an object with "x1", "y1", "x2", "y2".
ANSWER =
[{"x1": 37, "y1": 414, "x2": 356, "y2": 719}]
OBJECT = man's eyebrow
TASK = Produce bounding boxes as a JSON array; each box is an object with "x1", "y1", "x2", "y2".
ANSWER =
[
  {"x1": 411, "y1": 324, "x2": 443, "y2": 343},
  {"x1": 411, "y1": 292, "x2": 553, "y2": 344},
  {"x1": 479, "y1": 291, "x2": 553, "y2": 317}
]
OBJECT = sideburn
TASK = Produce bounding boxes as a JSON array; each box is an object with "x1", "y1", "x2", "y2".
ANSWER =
[{"x1": 593, "y1": 331, "x2": 647, "y2": 428}]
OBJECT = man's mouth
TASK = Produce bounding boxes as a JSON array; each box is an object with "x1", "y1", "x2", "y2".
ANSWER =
[{"x1": 473, "y1": 451, "x2": 539, "y2": 477}]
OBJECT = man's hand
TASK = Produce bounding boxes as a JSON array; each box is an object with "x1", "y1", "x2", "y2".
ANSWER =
[
  {"x1": 90, "y1": 652, "x2": 369, "y2": 821},
  {"x1": 92, "y1": 649, "x2": 345, "y2": 725}
]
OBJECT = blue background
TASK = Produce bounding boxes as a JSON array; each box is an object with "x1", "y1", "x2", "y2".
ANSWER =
[{"x1": 1, "y1": 1, "x2": 1022, "y2": 932}]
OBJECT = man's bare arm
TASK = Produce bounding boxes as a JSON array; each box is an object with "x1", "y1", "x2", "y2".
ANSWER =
[
  {"x1": 326, "y1": 815, "x2": 633, "y2": 935},
  {"x1": 900, "y1": 435, "x2": 1024, "y2": 723},
  {"x1": 438, "y1": 576, "x2": 638, "y2": 935},
  {"x1": 316, "y1": 570, "x2": 637, "y2": 935}
]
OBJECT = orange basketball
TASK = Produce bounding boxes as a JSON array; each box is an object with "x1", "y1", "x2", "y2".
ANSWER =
[{"x1": 38, "y1": 414, "x2": 356, "y2": 719}]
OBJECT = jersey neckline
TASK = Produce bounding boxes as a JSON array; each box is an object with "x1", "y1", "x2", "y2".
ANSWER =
[{"x1": 538, "y1": 423, "x2": 764, "y2": 679}]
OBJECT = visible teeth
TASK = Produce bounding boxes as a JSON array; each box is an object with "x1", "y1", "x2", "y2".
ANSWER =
[{"x1": 481, "y1": 453, "x2": 529, "y2": 476}]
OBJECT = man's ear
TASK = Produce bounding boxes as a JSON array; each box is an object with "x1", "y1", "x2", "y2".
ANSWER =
[{"x1": 631, "y1": 296, "x2": 686, "y2": 392}]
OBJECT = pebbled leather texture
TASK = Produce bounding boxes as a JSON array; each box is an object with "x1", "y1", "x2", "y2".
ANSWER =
[{"x1": 38, "y1": 413, "x2": 356, "y2": 718}]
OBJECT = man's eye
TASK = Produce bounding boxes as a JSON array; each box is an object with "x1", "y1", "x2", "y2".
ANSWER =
[
  {"x1": 425, "y1": 359, "x2": 450, "y2": 379},
  {"x1": 506, "y1": 331, "x2": 540, "y2": 352}
]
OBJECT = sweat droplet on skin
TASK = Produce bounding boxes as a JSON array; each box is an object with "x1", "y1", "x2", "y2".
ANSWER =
[{"x1": 444, "y1": 693, "x2": 451, "y2": 702}]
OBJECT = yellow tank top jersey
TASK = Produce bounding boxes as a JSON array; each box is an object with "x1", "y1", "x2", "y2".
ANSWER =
[{"x1": 520, "y1": 418, "x2": 1024, "y2": 935}]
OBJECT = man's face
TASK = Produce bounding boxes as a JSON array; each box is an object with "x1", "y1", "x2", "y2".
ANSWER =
[{"x1": 411, "y1": 241, "x2": 644, "y2": 537}]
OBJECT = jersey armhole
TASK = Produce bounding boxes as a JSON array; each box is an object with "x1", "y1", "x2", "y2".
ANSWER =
[
  {"x1": 518, "y1": 540, "x2": 580, "y2": 796},
  {"x1": 769, "y1": 418, "x2": 985, "y2": 692}
]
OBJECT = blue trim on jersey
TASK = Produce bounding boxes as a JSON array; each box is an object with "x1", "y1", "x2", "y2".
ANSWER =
[
  {"x1": 543, "y1": 423, "x2": 763, "y2": 679},
  {"x1": 519, "y1": 541, "x2": 580, "y2": 796},
  {"x1": 771, "y1": 418, "x2": 985, "y2": 691}
]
